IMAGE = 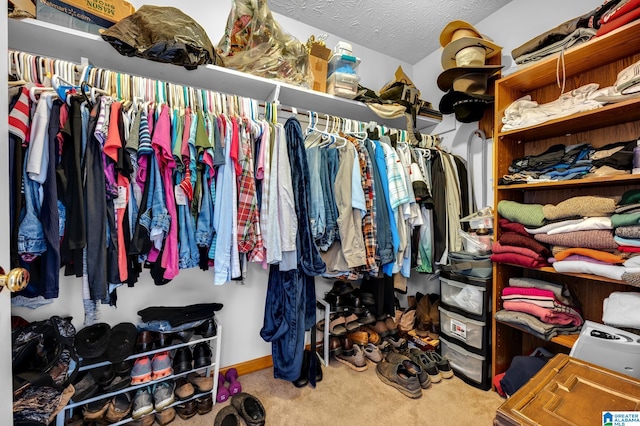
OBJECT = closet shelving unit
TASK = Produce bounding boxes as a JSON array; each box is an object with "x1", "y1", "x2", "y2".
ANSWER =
[
  {"x1": 7, "y1": 18, "x2": 442, "y2": 131},
  {"x1": 492, "y1": 20, "x2": 640, "y2": 382},
  {"x1": 55, "y1": 327, "x2": 221, "y2": 426}
]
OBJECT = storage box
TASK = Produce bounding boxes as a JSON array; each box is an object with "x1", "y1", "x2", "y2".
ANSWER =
[
  {"x1": 328, "y1": 53, "x2": 361, "y2": 77},
  {"x1": 439, "y1": 306, "x2": 490, "y2": 355},
  {"x1": 309, "y1": 43, "x2": 331, "y2": 93},
  {"x1": 440, "y1": 336, "x2": 491, "y2": 390},
  {"x1": 36, "y1": 0, "x2": 134, "y2": 35},
  {"x1": 440, "y1": 271, "x2": 491, "y2": 320},
  {"x1": 327, "y1": 72, "x2": 359, "y2": 99}
]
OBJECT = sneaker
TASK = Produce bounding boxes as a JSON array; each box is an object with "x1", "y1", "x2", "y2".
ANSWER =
[
  {"x1": 375, "y1": 360, "x2": 422, "y2": 398},
  {"x1": 151, "y1": 352, "x2": 173, "y2": 381},
  {"x1": 153, "y1": 380, "x2": 176, "y2": 411},
  {"x1": 410, "y1": 349, "x2": 441, "y2": 383},
  {"x1": 363, "y1": 343, "x2": 383, "y2": 363},
  {"x1": 427, "y1": 351, "x2": 454, "y2": 379},
  {"x1": 385, "y1": 334, "x2": 408, "y2": 352},
  {"x1": 385, "y1": 352, "x2": 425, "y2": 388},
  {"x1": 131, "y1": 357, "x2": 152, "y2": 385},
  {"x1": 132, "y1": 387, "x2": 154, "y2": 419},
  {"x1": 334, "y1": 344, "x2": 368, "y2": 371}
]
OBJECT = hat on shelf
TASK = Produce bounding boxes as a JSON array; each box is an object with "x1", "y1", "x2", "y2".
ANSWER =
[
  {"x1": 74, "y1": 323, "x2": 112, "y2": 359},
  {"x1": 439, "y1": 20, "x2": 501, "y2": 70}
]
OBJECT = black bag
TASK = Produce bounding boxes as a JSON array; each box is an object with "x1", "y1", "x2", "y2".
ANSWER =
[{"x1": 12, "y1": 316, "x2": 79, "y2": 393}]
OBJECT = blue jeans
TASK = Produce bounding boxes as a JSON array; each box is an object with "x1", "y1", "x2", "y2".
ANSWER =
[
  {"x1": 305, "y1": 146, "x2": 325, "y2": 242},
  {"x1": 18, "y1": 146, "x2": 46, "y2": 256}
]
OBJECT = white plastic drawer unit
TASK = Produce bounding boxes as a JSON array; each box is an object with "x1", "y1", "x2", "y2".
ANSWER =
[
  {"x1": 440, "y1": 275, "x2": 490, "y2": 317},
  {"x1": 439, "y1": 306, "x2": 488, "y2": 351},
  {"x1": 440, "y1": 337, "x2": 489, "y2": 385}
]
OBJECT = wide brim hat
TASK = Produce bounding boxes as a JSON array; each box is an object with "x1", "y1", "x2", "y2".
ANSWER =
[
  {"x1": 107, "y1": 322, "x2": 138, "y2": 363},
  {"x1": 439, "y1": 90, "x2": 493, "y2": 123},
  {"x1": 437, "y1": 67, "x2": 503, "y2": 92},
  {"x1": 440, "y1": 20, "x2": 482, "y2": 47},
  {"x1": 441, "y1": 37, "x2": 501, "y2": 69},
  {"x1": 75, "y1": 323, "x2": 111, "y2": 359}
]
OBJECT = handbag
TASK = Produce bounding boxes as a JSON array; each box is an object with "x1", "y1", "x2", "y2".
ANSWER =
[{"x1": 444, "y1": 251, "x2": 492, "y2": 278}]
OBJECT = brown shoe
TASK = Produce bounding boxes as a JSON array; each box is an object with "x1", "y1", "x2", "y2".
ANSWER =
[
  {"x1": 129, "y1": 413, "x2": 155, "y2": 426},
  {"x1": 197, "y1": 394, "x2": 213, "y2": 415},
  {"x1": 135, "y1": 330, "x2": 155, "y2": 353},
  {"x1": 369, "y1": 320, "x2": 389, "y2": 338},
  {"x1": 344, "y1": 313, "x2": 360, "y2": 332},
  {"x1": 188, "y1": 373, "x2": 213, "y2": 393},
  {"x1": 175, "y1": 399, "x2": 198, "y2": 420},
  {"x1": 329, "y1": 336, "x2": 343, "y2": 356},
  {"x1": 347, "y1": 330, "x2": 368, "y2": 346},
  {"x1": 104, "y1": 393, "x2": 132, "y2": 423},
  {"x1": 83, "y1": 398, "x2": 109, "y2": 421},
  {"x1": 384, "y1": 316, "x2": 398, "y2": 336},
  {"x1": 155, "y1": 407, "x2": 176, "y2": 425},
  {"x1": 364, "y1": 327, "x2": 380, "y2": 345},
  {"x1": 175, "y1": 378, "x2": 195, "y2": 400},
  {"x1": 339, "y1": 336, "x2": 354, "y2": 355}
]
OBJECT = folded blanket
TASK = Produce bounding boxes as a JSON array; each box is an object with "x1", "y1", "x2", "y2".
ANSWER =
[
  {"x1": 499, "y1": 218, "x2": 530, "y2": 237},
  {"x1": 554, "y1": 247, "x2": 625, "y2": 264},
  {"x1": 500, "y1": 232, "x2": 551, "y2": 256},
  {"x1": 547, "y1": 217, "x2": 612, "y2": 234},
  {"x1": 525, "y1": 219, "x2": 583, "y2": 235},
  {"x1": 492, "y1": 241, "x2": 546, "y2": 261},
  {"x1": 616, "y1": 225, "x2": 640, "y2": 239},
  {"x1": 503, "y1": 301, "x2": 583, "y2": 326},
  {"x1": 494, "y1": 310, "x2": 581, "y2": 341},
  {"x1": 498, "y1": 200, "x2": 545, "y2": 227},
  {"x1": 542, "y1": 196, "x2": 617, "y2": 221},
  {"x1": 491, "y1": 252, "x2": 549, "y2": 268},
  {"x1": 611, "y1": 212, "x2": 640, "y2": 228},
  {"x1": 508, "y1": 277, "x2": 574, "y2": 305},
  {"x1": 553, "y1": 260, "x2": 626, "y2": 280},
  {"x1": 534, "y1": 230, "x2": 618, "y2": 250},
  {"x1": 603, "y1": 291, "x2": 640, "y2": 328}
]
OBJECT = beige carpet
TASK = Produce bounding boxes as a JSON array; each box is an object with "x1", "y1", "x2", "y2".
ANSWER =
[{"x1": 170, "y1": 359, "x2": 505, "y2": 426}]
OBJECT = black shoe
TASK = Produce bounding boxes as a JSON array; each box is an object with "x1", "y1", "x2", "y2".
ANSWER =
[
  {"x1": 173, "y1": 347, "x2": 193, "y2": 374},
  {"x1": 293, "y1": 350, "x2": 310, "y2": 388},
  {"x1": 193, "y1": 343, "x2": 212, "y2": 369},
  {"x1": 315, "y1": 358, "x2": 323, "y2": 383},
  {"x1": 194, "y1": 318, "x2": 217, "y2": 338},
  {"x1": 357, "y1": 309, "x2": 376, "y2": 325}
]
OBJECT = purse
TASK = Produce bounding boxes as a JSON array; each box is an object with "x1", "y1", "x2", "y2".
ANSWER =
[{"x1": 444, "y1": 251, "x2": 492, "y2": 279}]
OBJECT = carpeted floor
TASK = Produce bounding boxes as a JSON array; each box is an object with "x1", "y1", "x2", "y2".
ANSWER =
[{"x1": 170, "y1": 358, "x2": 505, "y2": 426}]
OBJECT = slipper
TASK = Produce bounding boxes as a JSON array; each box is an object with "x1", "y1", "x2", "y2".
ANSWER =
[
  {"x1": 225, "y1": 368, "x2": 242, "y2": 395},
  {"x1": 216, "y1": 373, "x2": 230, "y2": 403},
  {"x1": 231, "y1": 392, "x2": 266, "y2": 426},
  {"x1": 328, "y1": 316, "x2": 347, "y2": 336},
  {"x1": 344, "y1": 313, "x2": 360, "y2": 332},
  {"x1": 316, "y1": 319, "x2": 326, "y2": 332}
]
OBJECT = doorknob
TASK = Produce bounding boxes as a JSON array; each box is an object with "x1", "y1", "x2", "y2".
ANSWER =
[{"x1": 0, "y1": 267, "x2": 29, "y2": 293}]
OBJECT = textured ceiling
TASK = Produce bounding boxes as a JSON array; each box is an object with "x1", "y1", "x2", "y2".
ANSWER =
[{"x1": 270, "y1": 0, "x2": 512, "y2": 64}]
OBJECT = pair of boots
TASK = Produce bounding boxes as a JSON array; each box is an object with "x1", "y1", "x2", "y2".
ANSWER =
[
  {"x1": 217, "y1": 368, "x2": 242, "y2": 403},
  {"x1": 414, "y1": 293, "x2": 440, "y2": 339},
  {"x1": 293, "y1": 350, "x2": 322, "y2": 388}
]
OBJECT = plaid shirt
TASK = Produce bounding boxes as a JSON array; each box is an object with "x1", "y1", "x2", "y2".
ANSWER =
[
  {"x1": 350, "y1": 138, "x2": 378, "y2": 277},
  {"x1": 236, "y1": 119, "x2": 260, "y2": 257}
]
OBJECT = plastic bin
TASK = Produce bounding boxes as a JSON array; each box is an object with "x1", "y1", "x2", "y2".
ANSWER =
[
  {"x1": 327, "y1": 72, "x2": 360, "y2": 99},
  {"x1": 440, "y1": 336, "x2": 491, "y2": 390},
  {"x1": 328, "y1": 54, "x2": 361, "y2": 77},
  {"x1": 439, "y1": 271, "x2": 491, "y2": 319},
  {"x1": 439, "y1": 306, "x2": 489, "y2": 353}
]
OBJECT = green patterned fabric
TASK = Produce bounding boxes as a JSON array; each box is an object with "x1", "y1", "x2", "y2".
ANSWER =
[{"x1": 498, "y1": 200, "x2": 545, "y2": 227}]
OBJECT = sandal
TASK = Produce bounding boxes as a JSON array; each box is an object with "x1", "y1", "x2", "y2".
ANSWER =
[
  {"x1": 328, "y1": 316, "x2": 347, "y2": 336},
  {"x1": 344, "y1": 314, "x2": 360, "y2": 332},
  {"x1": 225, "y1": 368, "x2": 242, "y2": 395}
]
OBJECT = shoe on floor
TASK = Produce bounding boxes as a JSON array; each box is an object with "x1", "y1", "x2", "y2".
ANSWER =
[
  {"x1": 231, "y1": 392, "x2": 266, "y2": 426},
  {"x1": 132, "y1": 387, "x2": 154, "y2": 419},
  {"x1": 427, "y1": 351, "x2": 454, "y2": 379},
  {"x1": 214, "y1": 405, "x2": 242, "y2": 426},
  {"x1": 334, "y1": 344, "x2": 368, "y2": 371},
  {"x1": 347, "y1": 330, "x2": 369, "y2": 346},
  {"x1": 385, "y1": 334, "x2": 408, "y2": 351},
  {"x1": 153, "y1": 380, "x2": 176, "y2": 411},
  {"x1": 407, "y1": 349, "x2": 435, "y2": 387},
  {"x1": 151, "y1": 352, "x2": 173, "y2": 381},
  {"x1": 376, "y1": 360, "x2": 422, "y2": 399},
  {"x1": 363, "y1": 343, "x2": 383, "y2": 363}
]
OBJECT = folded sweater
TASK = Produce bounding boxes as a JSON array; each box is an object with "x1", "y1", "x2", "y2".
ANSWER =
[
  {"x1": 500, "y1": 232, "x2": 551, "y2": 256},
  {"x1": 499, "y1": 218, "x2": 530, "y2": 237},
  {"x1": 554, "y1": 247, "x2": 625, "y2": 264},
  {"x1": 534, "y1": 230, "x2": 618, "y2": 250},
  {"x1": 491, "y1": 252, "x2": 549, "y2": 268},
  {"x1": 498, "y1": 200, "x2": 545, "y2": 227},
  {"x1": 492, "y1": 241, "x2": 546, "y2": 261},
  {"x1": 503, "y1": 301, "x2": 583, "y2": 326},
  {"x1": 542, "y1": 196, "x2": 617, "y2": 221}
]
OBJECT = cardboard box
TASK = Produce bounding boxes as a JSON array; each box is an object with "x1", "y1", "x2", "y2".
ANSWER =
[
  {"x1": 309, "y1": 43, "x2": 331, "y2": 93},
  {"x1": 36, "y1": 0, "x2": 134, "y2": 35}
]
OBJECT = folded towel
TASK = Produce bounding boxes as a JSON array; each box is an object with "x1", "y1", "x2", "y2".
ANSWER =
[
  {"x1": 547, "y1": 217, "x2": 612, "y2": 234},
  {"x1": 500, "y1": 232, "x2": 551, "y2": 256},
  {"x1": 554, "y1": 247, "x2": 625, "y2": 264},
  {"x1": 615, "y1": 225, "x2": 640, "y2": 239},
  {"x1": 603, "y1": 291, "x2": 640, "y2": 328},
  {"x1": 534, "y1": 230, "x2": 618, "y2": 250},
  {"x1": 491, "y1": 252, "x2": 549, "y2": 268},
  {"x1": 498, "y1": 200, "x2": 545, "y2": 227}
]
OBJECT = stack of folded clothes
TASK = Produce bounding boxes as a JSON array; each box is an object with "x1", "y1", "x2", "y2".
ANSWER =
[
  {"x1": 612, "y1": 189, "x2": 640, "y2": 251},
  {"x1": 495, "y1": 277, "x2": 583, "y2": 341},
  {"x1": 596, "y1": 0, "x2": 640, "y2": 36},
  {"x1": 491, "y1": 218, "x2": 551, "y2": 268}
]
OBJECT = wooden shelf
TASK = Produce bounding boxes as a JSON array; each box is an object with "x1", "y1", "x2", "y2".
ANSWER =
[
  {"x1": 496, "y1": 97, "x2": 640, "y2": 141},
  {"x1": 497, "y1": 173, "x2": 640, "y2": 191},
  {"x1": 497, "y1": 20, "x2": 640, "y2": 92},
  {"x1": 500, "y1": 263, "x2": 628, "y2": 286},
  {"x1": 7, "y1": 18, "x2": 441, "y2": 131},
  {"x1": 496, "y1": 319, "x2": 578, "y2": 349}
]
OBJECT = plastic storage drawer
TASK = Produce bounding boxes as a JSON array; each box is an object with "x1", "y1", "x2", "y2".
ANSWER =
[
  {"x1": 440, "y1": 336, "x2": 491, "y2": 390},
  {"x1": 439, "y1": 306, "x2": 489, "y2": 354},
  {"x1": 327, "y1": 72, "x2": 360, "y2": 99},
  {"x1": 439, "y1": 271, "x2": 490, "y2": 319},
  {"x1": 327, "y1": 54, "x2": 361, "y2": 77}
]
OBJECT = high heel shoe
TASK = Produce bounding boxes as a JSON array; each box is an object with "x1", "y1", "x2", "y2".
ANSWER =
[
  {"x1": 216, "y1": 373, "x2": 230, "y2": 403},
  {"x1": 225, "y1": 368, "x2": 242, "y2": 395}
]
